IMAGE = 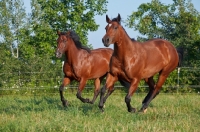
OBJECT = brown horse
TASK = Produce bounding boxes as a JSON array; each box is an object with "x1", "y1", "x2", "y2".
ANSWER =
[
  {"x1": 99, "y1": 14, "x2": 179, "y2": 113},
  {"x1": 55, "y1": 30, "x2": 113, "y2": 106}
]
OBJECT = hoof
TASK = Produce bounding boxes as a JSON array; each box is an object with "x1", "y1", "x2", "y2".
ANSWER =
[
  {"x1": 62, "y1": 100, "x2": 68, "y2": 107},
  {"x1": 128, "y1": 108, "x2": 136, "y2": 113},
  {"x1": 98, "y1": 104, "x2": 104, "y2": 110},
  {"x1": 82, "y1": 98, "x2": 90, "y2": 103},
  {"x1": 100, "y1": 108, "x2": 104, "y2": 113},
  {"x1": 138, "y1": 108, "x2": 148, "y2": 113},
  {"x1": 85, "y1": 98, "x2": 90, "y2": 103},
  {"x1": 98, "y1": 106, "x2": 104, "y2": 113},
  {"x1": 88, "y1": 101, "x2": 94, "y2": 104}
]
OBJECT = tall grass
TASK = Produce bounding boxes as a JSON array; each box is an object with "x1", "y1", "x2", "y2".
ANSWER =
[{"x1": 0, "y1": 93, "x2": 199, "y2": 132}]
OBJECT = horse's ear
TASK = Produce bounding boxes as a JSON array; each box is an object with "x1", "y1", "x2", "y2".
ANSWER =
[
  {"x1": 106, "y1": 15, "x2": 111, "y2": 23},
  {"x1": 57, "y1": 30, "x2": 61, "y2": 35},
  {"x1": 117, "y1": 13, "x2": 121, "y2": 23}
]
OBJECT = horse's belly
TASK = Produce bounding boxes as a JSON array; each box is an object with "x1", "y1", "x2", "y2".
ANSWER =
[
  {"x1": 124, "y1": 63, "x2": 162, "y2": 79},
  {"x1": 140, "y1": 65, "x2": 163, "y2": 79}
]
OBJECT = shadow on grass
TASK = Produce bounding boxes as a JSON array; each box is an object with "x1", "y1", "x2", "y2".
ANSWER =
[
  {"x1": 1, "y1": 96, "x2": 63, "y2": 113},
  {"x1": 1, "y1": 95, "x2": 102, "y2": 114}
]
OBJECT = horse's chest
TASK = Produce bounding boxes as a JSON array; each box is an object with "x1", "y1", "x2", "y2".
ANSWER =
[
  {"x1": 110, "y1": 56, "x2": 139, "y2": 80},
  {"x1": 110, "y1": 57, "x2": 126, "y2": 77}
]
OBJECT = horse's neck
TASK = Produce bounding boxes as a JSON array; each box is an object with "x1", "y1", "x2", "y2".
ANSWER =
[
  {"x1": 114, "y1": 35, "x2": 136, "y2": 60},
  {"x1": 65, "y1": 40, "x2": 80, "y2": 64}
]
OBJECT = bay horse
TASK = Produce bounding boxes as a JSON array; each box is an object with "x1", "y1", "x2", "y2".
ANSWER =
[
  {"x1": 55, "y1": 30, "x2": 113, "y2": 106},
  {"x1": 99, "y1": 14, "x2": 179, "y2": 113}
]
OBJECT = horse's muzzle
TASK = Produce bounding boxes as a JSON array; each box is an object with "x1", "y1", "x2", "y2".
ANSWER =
[
  {"x1": 55, "y1": 51, "x2": 62, "y2": 58},
  {"x1": 102, "y1": 37, "x2": 110, "y2": 47}
]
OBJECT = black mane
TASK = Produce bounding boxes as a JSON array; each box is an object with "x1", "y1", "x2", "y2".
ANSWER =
[
  {"x1": 111, "y1": 17, "x2": 121, "y2": 25},
  {"x1": 61, "y1": 31, "x2": 91, "y2": 53},
  {"x1": 131, "y1": 38, "x2": 136, "y2": 41}
]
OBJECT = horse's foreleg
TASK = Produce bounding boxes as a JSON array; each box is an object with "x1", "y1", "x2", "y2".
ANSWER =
[
  {"x1": 103, "y1": 85, "x2": 115, "y2": 103},
  {"x1": 125, "y1": 78, "x2": 139, "y2": 113},
  {"x1": 60, "y1": 77, "x2": 71, "y2": 107},
  {"x1": 98, "y1": 73, "x2": 117, "y2": 112},
  {"x1": 76, "y1": 78, "x2": 89, "y2": 103},
  {"x1": 98, "y1": 85, "x2": 107, "y2": 112},
  {"x1": 89, "y1": 78, "x2": 101, "y2": 104}
]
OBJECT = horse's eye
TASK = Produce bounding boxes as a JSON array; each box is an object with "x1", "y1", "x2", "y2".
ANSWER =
[{"x1": 105, "y1": 27, "x2": 108, "y2": 31}]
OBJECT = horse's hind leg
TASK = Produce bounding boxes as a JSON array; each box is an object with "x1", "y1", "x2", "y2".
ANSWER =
[
  {"x1": 139, "y1": 77, "x2": 158, "y2": 113},
  {"x1": 60, "y1": 77, "x2": 71, "y2": 107},
  {"x1": 76, "y1": 78, "x2": 90, "y2": 103},
  {"x1": 142, "y1": 77, "x2": 156, "y2": 104},
  {"x1": 140, "y1": 73, "x2": 169, "y2": 112}
]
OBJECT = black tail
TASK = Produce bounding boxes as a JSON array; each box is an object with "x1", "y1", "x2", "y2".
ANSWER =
[
  {"x1": 119, "y1": 80, "x2": 130, "y2": 88},
  {"x1": 176, "y1": 47, "x2": 184, "y2": 67}
]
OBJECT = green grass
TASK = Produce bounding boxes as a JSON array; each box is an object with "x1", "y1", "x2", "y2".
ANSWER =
[{"x1": 0, "y1": 92, "x2": 200, "y2": 132}]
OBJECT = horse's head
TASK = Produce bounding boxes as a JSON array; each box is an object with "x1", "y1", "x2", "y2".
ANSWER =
[
  {"x1": 102, "y1": 14, "x2": 122, "y2": 47},
  {"x1": 55, "y1": 31, "x2": 70, "y2": 58}
]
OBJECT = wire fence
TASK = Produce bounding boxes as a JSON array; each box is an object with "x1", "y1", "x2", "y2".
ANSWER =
[{"x1": 0, "y1": 67, "x2": 200, "y2": 94}]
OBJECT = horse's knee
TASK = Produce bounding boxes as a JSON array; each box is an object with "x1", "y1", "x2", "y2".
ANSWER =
[
  {"x1": 59, "y1": 85, "x2": 65, "y2": 91},
  {"x1": 76, "y1": 92, "x2": 81, "y2": 99},
  {"x1": 100, "y1": 86, "x2": 106, "y2": 94},
  {"x1": 125, "y1": 95, "x2": 131, "y2": 103},
  {"x1": 95, "y1": 89, "x2": 100, "y2": 95}
]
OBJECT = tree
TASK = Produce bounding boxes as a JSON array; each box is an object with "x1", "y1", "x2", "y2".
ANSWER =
[
  {"x1": 15, "y1": 0, "x2": 108, "y2": 87},
  {"x1": 35, "y1": 0, "x2": 108, "y2": 47},
  {"x1": 0, "y1": 0, "x2": 29, "y2": 88},
  {"x1": 126, "y1": 0, "x2": 200, "y2": 67},
  {"x1": 0, "y1": 0, "x2": 27, "y2": 58}
]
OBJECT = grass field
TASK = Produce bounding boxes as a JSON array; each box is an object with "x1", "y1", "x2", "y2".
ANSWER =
[{"x1": 0, "y1": 92, "x2": 200, "y2": 132}]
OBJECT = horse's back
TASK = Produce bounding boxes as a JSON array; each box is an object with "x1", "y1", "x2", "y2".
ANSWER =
[
  {"x1": 134, "y1": 39, "x2": 179, "y2": 77},
  {"x1": 141, "y1": 39, "x2": 179, "y2": 72},
  {"x1": 84, "y1": 48, "x2": 113, "y2": 79},
  {"x1": 90, "y1": 48, "x2": 113, "y2": 61},
  {"x1": 142, "y1": 39, "x2": 178, "y2": 60}
]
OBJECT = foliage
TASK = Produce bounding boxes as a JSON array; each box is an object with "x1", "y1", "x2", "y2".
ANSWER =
[
  {"x1": 0, "y1": 0, "x2": 27, "y2": 58},
  {"x1": 34, "y1": 0, "x2": 108, "y2": 47},
  {"x1": 0, "y1": 43, "x2": 21, "y2": 88},
  {"x1": 0, "y1": 0, "x2": 108, "y2": 89}
]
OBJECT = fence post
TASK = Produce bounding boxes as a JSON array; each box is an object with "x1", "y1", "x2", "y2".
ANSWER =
[
  {"x1": 62, "y1": 61, "x2": 64, "y2": 76},
  {"x1": 177, "y1": 67, "x2": 180, "y2": 91},
  {"x1": 18, "y1": 70, "x2": 20, "y2": 88}
]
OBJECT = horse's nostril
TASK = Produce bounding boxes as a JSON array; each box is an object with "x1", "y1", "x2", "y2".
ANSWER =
[
  {"x1": 106, "y1": 38, "x2": 109, "y2": 43},
  {"x1": 55, "y1": 51, "x2": 62, "y2": 58}
]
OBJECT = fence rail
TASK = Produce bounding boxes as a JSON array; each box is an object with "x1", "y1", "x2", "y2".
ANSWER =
[{"x1": 0, "y1": 67, "x2": 200, "y2": 92}]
